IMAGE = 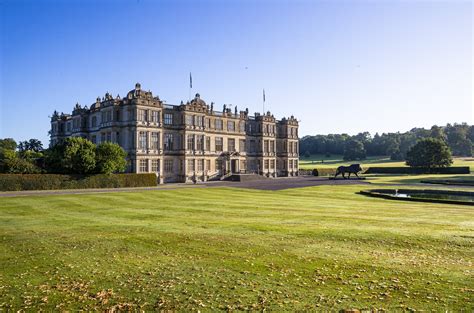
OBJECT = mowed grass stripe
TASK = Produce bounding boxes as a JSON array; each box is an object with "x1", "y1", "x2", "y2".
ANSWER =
[{"x1": 0, "y1": 185, "x2": 472, "y2": 310}]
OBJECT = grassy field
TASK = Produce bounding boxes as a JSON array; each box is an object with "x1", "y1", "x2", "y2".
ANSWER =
[
  {"x1": 1, "y1": 185, "x2": 473, "y2": 311},
  {"x1": 299, "y1": 154, "x2": 474, "y2": 171}
]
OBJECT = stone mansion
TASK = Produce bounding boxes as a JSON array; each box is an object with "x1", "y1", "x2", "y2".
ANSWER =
[{"x1": 50, "y1": 83, "x2": 299, "y2": 183}]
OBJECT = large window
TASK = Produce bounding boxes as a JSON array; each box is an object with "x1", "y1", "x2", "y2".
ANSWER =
[
  {"x1": 227, "y1": 121, "x2": 235, "y2": 132},
  {"x1": 205, "y1": 137, "x2": 211, "y2": 151},
  {"x1": 215, "y1": 137, "x2": 223, "y2": 151},
  {"x1": 151, "y1": 159, "x2": 160, "y2": 172},
  {"x1": 264, "y1": 140, "x2": 269, "y2": 153},
  {"x1": 240, "y1": 122, "x2": 245, "y2": 132},
  {"x1": 264, "y1": 159, "x2": 269, "y2": 170},
  {"x1": 228, "y1": 138, "x2": 235, "y2": 152},
  {"x1": 138, "y1": 109, "x2": 147, "y2": 121},
  {"x1": 270, "y1": 160, "x2": 275, "y2": 169},
  {"x1": 151, "y1": 111, "x2": 159, "y2": 123},
  {"x1": 215, "y1": 119, "x2": 223, "y2": 130},
  {"x1": 250, "y1": 140, "x2": 256, "y2": 153},
  {"x1": 164, "y1": 113, "x2": 173, "y2": 125},
  {"x1": 196, "y1": 135, "x2": 204, "y2": 151},
  {"x1": 151, "y1": 132, "x2": 159, "y2": 149},
  {"x1": 164, "y1": 133, "x2": 173, "y2": 150},
  {"x1": 215, "y1": 159, "x2": 222, "y2": 172},
  {"x1": 139, "y1": 132, "x2": 147, "y2": 149},
  {"x1": 195, "y1": 116, "x2": 203, "y2": 127},
  {"x1": 187, "y1": 159, "x2": 195, "y2": 171},
  {"x1": 197, "y1": 159, "x2": 204, "y2": 171},
  {"x1": 187, "y1": 135, "x2": 194, "y2": 150},
  {"x1": 164, "y1": 159, "x2": 173, "y2": 173},
  {"x1": 270, "y1": 141, "x2": 275, "y2": 153},
  {"x1": 139, "y1": 159, "x2": 148, "y2": 172},
  {"x1": 91, "y1": 116, "x2": 97, "y2": 127},
  {"x1": 239, "y1": 139, "x2": 246, "y2": 152},
  {"x1": 186, "y1": 115, "x2": 193, "y2": 126}
]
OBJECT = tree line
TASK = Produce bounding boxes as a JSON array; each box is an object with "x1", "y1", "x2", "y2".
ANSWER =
[
  {"x1": 0, "y1": 137, "x2": 127, "y2": 174},
  {"x1": 300, "y1": 123, "x2": 473, "y2": 161}
]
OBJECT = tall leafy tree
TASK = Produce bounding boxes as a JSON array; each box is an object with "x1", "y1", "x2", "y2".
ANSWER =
[
  {"x1": 46, "y1": 137, "x2": 97, "y2": 174},
  {"x1": 95, "y1": 142, "x2": 127, "y2": 174},
  {"x1": 343, "y1": 139, "x2": 366, "y2": 161},
  {"x1": 406, "y1": 138, "x2": 453, "y2": 168},
  {"x1": 0, "y1": 138, "x2": 17, "y2": 151},
  {"x1": 18, "y1": 139, "x2": 43, "y2": 153}
]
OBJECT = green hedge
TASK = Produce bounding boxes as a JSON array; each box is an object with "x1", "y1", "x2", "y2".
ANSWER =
[
  {"x1": 311, "y1": 168, "x2": 339, "y2": 176},
  {"x1": 0, "y1": 173, "x2": 157, "y2": 191},
  {"x1": 363, "y1": 166, "x2": 470, "y2": 175}
]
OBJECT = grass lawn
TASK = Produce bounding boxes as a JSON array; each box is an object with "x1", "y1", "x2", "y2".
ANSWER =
[
  {"x1": 1, "y1": 185, "x2": 473, "y2": 310},
  {"x1": 364, "y1": 174, "x2": 474, "y2": 186},
  {"x1": 299, "y1": 155, "x2": 474, "y2": 171}
]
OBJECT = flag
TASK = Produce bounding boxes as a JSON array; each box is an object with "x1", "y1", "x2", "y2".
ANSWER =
[
  {"x1": 263, "y1": 89, "x2": 265, "y2": 102},
  {"x1": 190, "y1": 72, "x2": 192, "y2": 89}
]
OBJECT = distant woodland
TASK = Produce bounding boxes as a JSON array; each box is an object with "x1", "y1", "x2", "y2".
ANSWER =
[{"x1": 300, "y1": 123, "x2": 473, "y2": 160}]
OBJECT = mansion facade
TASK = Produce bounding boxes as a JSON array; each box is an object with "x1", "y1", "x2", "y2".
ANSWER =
[{"x1": 50, "y1": 83, "x2": 299, "y2": 183}]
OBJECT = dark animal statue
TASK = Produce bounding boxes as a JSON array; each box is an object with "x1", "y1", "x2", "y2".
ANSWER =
[{"x1": 334, "y1": 164, "x2": 362, "y2": 179}]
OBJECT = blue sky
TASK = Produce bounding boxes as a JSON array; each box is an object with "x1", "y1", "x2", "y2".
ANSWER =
[{"x1": 1, "y1": 0, "x2": 472, "y2": 145}]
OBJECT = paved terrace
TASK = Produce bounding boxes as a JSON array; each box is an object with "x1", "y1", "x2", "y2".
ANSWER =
[{"x1": 0, "y1": 176, "x2": 368, "y2": 197}]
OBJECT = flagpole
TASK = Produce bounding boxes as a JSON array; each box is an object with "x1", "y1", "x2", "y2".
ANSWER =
[
  {"x1": 189, "y1": 72, "x2": 192, "y2": 102},
  {"x1": 263, "y1": 88, "x2": 265, "y2": 115}
]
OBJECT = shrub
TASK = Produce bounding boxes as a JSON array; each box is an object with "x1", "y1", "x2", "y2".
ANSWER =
[
  {"x1": 95, "y1": 142, "x2": 127, "y2": 174},
  {"x1": 406, "y1": 138, "x2": 452, "y2": 168},
  {"x1": 45, "y1": 138, "x2": 96, "y2": 174},
  {"x1": 0, "y1": 173, "x2": 157, "y2": 191},
  {"x1": 311, "y1": 168, "x2": 339, "y2": 176},
  {"x1": 364, "y1": 167, "x2": 470, "y2": 175}
]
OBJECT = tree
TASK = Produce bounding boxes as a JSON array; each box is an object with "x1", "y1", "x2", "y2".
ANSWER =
[
  {"x1": 63, "y1": 137, "x2": 96, "y2": 174},
  {"x1": 0, "y1": 138, "x2": 17, "y2": 151},
  {"x1": 95, "y1": 142, "x2": 127, "y2": 174},
  {"x1": 406, "y1": 138, "x2": 453, "y2": 168},
  {"x1": 1, "y1": 150, "x2": 41, "y2": 173},
  {"x1": 343, "y1": 140, "x2": 366, "y2": 161},
  {"x1": 18, "y1": 139, "x2": 43, "y2": 153},
  {"x1": 304, "y1": 150, "x2": 311, "y2": 158},
  {"x1": 47, "y1": 137, "x2": 96, "y2": 174}
]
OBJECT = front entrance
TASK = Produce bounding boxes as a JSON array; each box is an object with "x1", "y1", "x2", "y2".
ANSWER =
[{"x1": 231, "y1": 159, "x2": 238, "y2": 173}]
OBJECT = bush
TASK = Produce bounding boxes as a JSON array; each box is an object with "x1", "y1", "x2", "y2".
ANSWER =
[
  {"x1": 0, "y1": 173, "x2": 157, "y2": 191},
  {"x1": 95, "y1": 142, "x2": 127, "y2": 174},
  {"x1": 406, "y1": 138, "x2": 452, "y2": 168},
  {"x1": 45, "y1": 138, "x2": 96, "y2": 174},
  {"x1": 311, "y1": 168, "x2": 339, "y2": 176},
  {"x1": 364, "y1": 167, "x2": 470, "y2": 175}
]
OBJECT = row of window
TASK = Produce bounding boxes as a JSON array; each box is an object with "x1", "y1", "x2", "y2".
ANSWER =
[
  {"x1": 138, "y1": 132, "x2": 160, "y2": 150},
  {"x1": 138, "y1": 158, "x2": 298, "y2": 174},
  {"x1": 137, "y1": 109, "x2": 160, "y2": 123},
  {"x1": 90, "y1": 132, "x2": 119, "y2": 144}
]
